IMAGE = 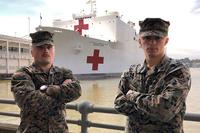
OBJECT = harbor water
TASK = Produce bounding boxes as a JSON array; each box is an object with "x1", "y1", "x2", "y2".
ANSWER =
[{"x1": 0, "y1": 68, "x2": 200, "y2": 133}]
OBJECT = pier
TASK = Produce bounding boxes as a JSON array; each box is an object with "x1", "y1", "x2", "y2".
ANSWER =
[{"x1": 0, "y1": 99, "x2": 200, "y2": 133}]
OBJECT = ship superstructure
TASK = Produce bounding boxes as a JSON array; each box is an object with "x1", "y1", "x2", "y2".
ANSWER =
[{"x1": 37, "y1": 0, "x2": 144, "y2": 77}]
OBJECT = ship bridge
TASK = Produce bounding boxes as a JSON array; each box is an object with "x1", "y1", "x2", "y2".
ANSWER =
[{"x1": 53, "y1": 13, "x2": 137, "y2": 43}]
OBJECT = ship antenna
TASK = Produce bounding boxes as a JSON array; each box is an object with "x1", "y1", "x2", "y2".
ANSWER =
[
  {"x1": 86, "y1": 0, "x2": 96, "y2": 16},
  {"x1": 39, "y1": 13, "x2": 42, "y2": 26},
  {"x1": 28, "y1": 17, "x2": 30, "y2": 35}
]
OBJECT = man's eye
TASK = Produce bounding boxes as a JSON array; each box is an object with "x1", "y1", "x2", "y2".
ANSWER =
[
  {"x1": 143, "y1": 36, "x2": 162, "y2": 40},
  {"x1": 47, "y1": 45, "x2": 53, "y2": 49},
  {"x1": 37, "y1": 46, "x2": 44, "y2": 49},
  {"x1": 154, "y1": 36, "x2": 161, "y2": 40}
]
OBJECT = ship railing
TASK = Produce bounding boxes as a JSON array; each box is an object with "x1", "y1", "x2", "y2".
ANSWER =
[{"x1": 0, "y1": 99, "x2": 200, "y2": 133}]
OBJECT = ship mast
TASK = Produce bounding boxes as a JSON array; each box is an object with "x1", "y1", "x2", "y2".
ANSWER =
[
  {"x1": 73, "y1": 0, "x2": 97, "y2": 20},
  {"x1": 86, "y1": 0, "x2": 96, "y2": 17}
]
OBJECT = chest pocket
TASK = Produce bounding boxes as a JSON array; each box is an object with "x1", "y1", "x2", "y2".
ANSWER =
[
  {"x1": 53, "y1": 72, "x2": 65, "y2": 85},
  {"x1": 22, "y1": 68, "x2": 48, "y2": 90},
  {"x1": 32, "y1": 73, "x2": 49, "y2": 90},
  {"x1": 128, "y1": 73, "x2": 143, "y2": 92},
  {"x1": 33, "y1": 72, "x2": 65, "y2": 87},
  {"x1": 144, "y1": 72, "x2": 166, "y2": 95}
]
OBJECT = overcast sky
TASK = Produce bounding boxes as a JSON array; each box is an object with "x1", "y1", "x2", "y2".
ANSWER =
[{"x1": 0, "y1": 0, "x2": 200, "y2": 59}]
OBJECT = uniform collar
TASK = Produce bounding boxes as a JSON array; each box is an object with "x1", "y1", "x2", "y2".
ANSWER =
[
  {"x1": 31, "y1": 63, "x2": 54, "y2": 73},
  {"x1": 139, "y1": 55, "x2": 171, "y2": 74}
]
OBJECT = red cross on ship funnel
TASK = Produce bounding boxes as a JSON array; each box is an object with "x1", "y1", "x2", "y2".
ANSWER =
[
  {"x1": 74, "y1": 19, "x2": 89, "y2": 35},
  {"x1": 87, "y1": 49, "x2": 104, "y2": 71}
]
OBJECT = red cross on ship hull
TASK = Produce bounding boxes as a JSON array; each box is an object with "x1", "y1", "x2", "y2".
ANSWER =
[
  {"x1": 87, "y1": 49, "x2": 104, "y2": 71},
  {"x1": 74, "y1": 19, "x2": 89, "y2": 35}
]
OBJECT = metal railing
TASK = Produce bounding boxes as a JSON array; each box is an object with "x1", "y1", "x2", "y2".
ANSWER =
[{"x1": 0, "y1": 99, "x2": 200, "y2": 133}]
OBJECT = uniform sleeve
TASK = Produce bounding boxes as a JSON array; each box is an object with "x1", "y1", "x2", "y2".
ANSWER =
[
  {"x1": 127, "y1": 66, "x2": 191, "y2": 122},
  {"x1": 11, "y1": 69, "x2": 55, "y2": 116},
  {"x1": 57, "y1": 68, "x2": 81, "y2": 103},
  {"x1": 114, "y1": 78, "x2": 138, "y2": 116}
]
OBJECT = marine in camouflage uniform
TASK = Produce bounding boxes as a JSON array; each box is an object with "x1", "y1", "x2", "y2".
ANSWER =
[
  {"x1": 114, "y1": 18, "x2": 191, "y2": 133},
  {"x1": 11, "y1": 31, "x2": 81, "y2": 133}
]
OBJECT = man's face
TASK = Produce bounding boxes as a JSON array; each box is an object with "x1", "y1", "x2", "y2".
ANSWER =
[
  {"x1": 31, "y1": 44, "x2": 55, "y2": 66},
  {"x1": 139, "y1": 36, "x2": 169, "y2": 59}
]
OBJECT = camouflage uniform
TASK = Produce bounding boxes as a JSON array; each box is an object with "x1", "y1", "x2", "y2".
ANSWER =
[
  {"x1": 11, "y1": 63, "x2": 81, "y2": 133},
  {"x1": 114, "y1": 56, "x2": 191, "y2": 133}
]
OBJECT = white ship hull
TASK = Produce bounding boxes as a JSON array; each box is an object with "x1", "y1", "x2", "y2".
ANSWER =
[
  {"x1": 37, "y1": 2, "x2": 144, "y2": 78},
  {"x1": 38, "y1": 26, "x2": 144, "y2": 77}
]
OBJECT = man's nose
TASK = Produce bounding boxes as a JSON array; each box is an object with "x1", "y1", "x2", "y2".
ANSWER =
[
  {"x1": 148, "y1": 39, "x2": 157, "y2": 45},
  {"x1": 43, "y1": 46, "x2": 49, "y2": 52}
]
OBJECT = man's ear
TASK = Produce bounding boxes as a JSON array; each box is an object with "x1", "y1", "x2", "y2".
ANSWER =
[
  {"x1": 138, "y1": 38, "x2": 142, "y2": 48},
  {"x1": 164, "y1": 37, "x2": 169, "y2": 46},
  {"x1": 31, "y1": 48, "x2": 34, "y2": 57}
]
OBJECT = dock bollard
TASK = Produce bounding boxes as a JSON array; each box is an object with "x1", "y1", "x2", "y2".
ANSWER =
[{"x1": 77, "y1": 101, "x2": 93, "y2": 133}]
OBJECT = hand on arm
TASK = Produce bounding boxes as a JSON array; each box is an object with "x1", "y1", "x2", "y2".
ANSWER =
[
  {"x1": 125, "y1": 66, "x2": 191, "y2": 122},
  {"x1": 46, "y1": 85, "x2": 61, "y2": 98},
  {"x1": 119, "y1": 71, "x2": 137, "y2": 95},
  {"x1": 45, "y1": 79, "x2": 74, "y2": 98},
  {"x1": 125, "y1": 90, "x2": 140, "y2": 102},
  {"x1": 62, "y1": 79, "x2": 73, "y2": 84},
  {"x1": 49, "y1": 68, "x2": 81, "y2": 103},
  {"x1": 114, "y1": 73, "x2": 139, "y2": 116}
]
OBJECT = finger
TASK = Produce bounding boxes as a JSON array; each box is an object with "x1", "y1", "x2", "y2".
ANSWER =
[{"x1": 63, "y1": 79, "x2": 73, "y2": 84}]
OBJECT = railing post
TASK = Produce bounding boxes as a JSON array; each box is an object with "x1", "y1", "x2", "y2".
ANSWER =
[{"x1": 77, "y1": 101, "x2": 93, "y2": 133}]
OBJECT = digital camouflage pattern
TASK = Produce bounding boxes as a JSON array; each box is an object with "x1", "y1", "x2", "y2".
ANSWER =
[
  {"x1": 11, "y1": 63, "x2": 81, "y2": 133},
  {"x1": 114, "y1": 56, "x2": 191, "y2": 133}
]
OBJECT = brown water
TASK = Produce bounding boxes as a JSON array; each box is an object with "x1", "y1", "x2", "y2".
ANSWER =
[{"x1": 0, "y1": 68, "x2": 200, "y2": 133}]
